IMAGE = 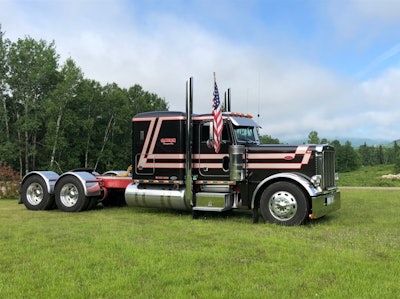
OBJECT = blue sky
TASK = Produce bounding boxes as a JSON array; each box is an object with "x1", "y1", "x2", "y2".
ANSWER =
[{"x1": 2, "y1": 0, "x2": 400, "y2": 142}]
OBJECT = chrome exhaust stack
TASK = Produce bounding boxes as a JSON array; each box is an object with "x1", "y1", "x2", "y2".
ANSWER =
[
  {"x1": 224, "y1": 88, "x2": 231, "y2": 112},
  {"x1": 185, "y1": 77, "x2": 194, "y2": 207}
]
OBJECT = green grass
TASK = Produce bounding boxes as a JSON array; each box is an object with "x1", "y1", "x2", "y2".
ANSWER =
[
  {"x1": 1, "y1": 188, "x2": 400, "y2": 298},
  {"x1": 338, "y1": 164, "x2": 400, "y2": 187}
]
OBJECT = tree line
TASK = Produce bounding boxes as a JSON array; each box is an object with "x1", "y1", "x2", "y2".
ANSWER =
[
  {"x1": 0, "y1": 26, "x2": 168, "y2": 176},
  {"x1": 261, "y1": 131, "x2": 400, "y2": 173}
]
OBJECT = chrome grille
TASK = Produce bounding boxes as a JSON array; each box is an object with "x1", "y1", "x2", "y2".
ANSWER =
[{"x1": 322, "y1": 150, "x2": 336, "y2": 189}]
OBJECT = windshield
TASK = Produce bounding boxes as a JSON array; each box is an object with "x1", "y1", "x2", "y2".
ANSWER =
[{"x1": 234, "y1": 126, "x2": 260, "y2": 144}]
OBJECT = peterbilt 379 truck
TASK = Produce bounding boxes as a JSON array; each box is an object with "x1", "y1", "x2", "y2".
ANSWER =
[{"x1": 19, "y1": 77, "x2": 340, "y2": 226}]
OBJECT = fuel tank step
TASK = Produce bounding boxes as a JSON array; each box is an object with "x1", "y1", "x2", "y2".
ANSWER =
[{"x1": 193, "y1": 192, "x2": 232, "y2": 212}]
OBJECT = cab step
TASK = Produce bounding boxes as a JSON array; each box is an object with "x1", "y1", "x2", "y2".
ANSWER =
[{"x1": 193, "y1": 192, "x2": 232, "y2": 212}]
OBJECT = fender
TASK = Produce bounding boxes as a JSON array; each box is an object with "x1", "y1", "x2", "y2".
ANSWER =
[
  {"x1": 19, "y1": 171, "x2": 60, "y2": 203},
  {"x1": 56, "y1": 171, "x2": 102, "y2": 197},
  {"x1": 251, "y1": 172, "x2": 318, "y2": 209}
]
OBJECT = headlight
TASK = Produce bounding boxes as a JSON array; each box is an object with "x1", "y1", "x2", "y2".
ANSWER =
[{"x1": 311, "y1": 175, "x2": 322, "y2": 187}]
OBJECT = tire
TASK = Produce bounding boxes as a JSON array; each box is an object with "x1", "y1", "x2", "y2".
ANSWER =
[
  {"x1": 54, "y1": 176, "x2": 89, "y2": 212},
  {"x1": 20, "y1": 175, "x2": 54, "y2": 210},
  {"x1": 86, "y1": 197, "x2": 99, "y2": 210},
  {"x1": 252, "y1": 208, "x2": 260, "y2": 223},
  {"x1": 260, "y1": 182, "x2": 309, "y2": 226}
]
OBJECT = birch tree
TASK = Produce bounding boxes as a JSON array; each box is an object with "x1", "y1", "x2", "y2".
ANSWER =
[
  {"x1": 7, "y1": 37, "x2": 59, "y2": 174},
  {"x1": 0, "y1": 26, "x2": 10, "y2": 141},
  {"x1": 46, "y1": 58, "x2": 83, "y2": 170},
  {"x1": 78, "y1": 79, "x2": 102, "y2": 168}
]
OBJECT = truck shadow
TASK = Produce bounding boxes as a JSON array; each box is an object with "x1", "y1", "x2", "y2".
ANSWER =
[{"x1": 102, "y1": 204, "x2": 340, "y2": 226}]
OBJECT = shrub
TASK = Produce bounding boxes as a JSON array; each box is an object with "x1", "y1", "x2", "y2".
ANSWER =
[
  {"x1": 0, "y1": 162, "x2": 20, "y2": 199},
  {"x1": 394, "y1": 153, "x2": 400, "y2": 175}
]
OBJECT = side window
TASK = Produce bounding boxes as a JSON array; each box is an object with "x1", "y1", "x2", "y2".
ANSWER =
[
  {"x1": 200, "y1": 121, "x2": 231, "y2": 143},
  {"x1": 201, "y1": 122, "x2": 211, "y2": 142},
  {"x1": 222, "y1": 125, "x2": 230, "y2": 142}
]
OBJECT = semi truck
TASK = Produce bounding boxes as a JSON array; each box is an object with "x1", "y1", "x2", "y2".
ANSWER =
[{"x1": 19, "y1": 77, "x2": 340, "y2": 226}]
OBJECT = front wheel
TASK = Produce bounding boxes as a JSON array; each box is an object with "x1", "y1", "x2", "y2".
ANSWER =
[
  {"x1": 54, "y1": 176, "x2": 90, "y2": 212},
  {"x1": 260, "y1": 182, "x2": 309, "y2": 226}
]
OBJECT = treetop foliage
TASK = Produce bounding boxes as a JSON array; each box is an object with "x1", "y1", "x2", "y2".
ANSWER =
[{"x1": 0, "y1": 25, "x2": 168, "y2": 176}]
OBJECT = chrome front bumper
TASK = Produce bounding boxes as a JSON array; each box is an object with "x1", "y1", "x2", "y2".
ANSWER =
[{"x1": 310, "y1": 189, "x2": 341, "y2": 219}]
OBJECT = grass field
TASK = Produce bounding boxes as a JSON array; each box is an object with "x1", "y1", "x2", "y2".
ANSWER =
[
  {"x1": 338, "y1": 164, "x2": 400, "y2": 187},
  {"x1": 1, "y1": 187, "x2": 399, "y2": 298}
]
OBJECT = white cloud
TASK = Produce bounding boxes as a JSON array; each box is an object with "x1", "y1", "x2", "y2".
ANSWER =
[
  {"x1": 1, "y1": 0, "x2": 400, "y2": 143},
  {"x1": 349, "y1": 0, "x2": 400, "y2": 23},
  {"x1": 328, "y1": 0, "x2": 400, "y2": 39},
  {"x1": 359, "y1": 68, "x2": 400, "y2": 107}
]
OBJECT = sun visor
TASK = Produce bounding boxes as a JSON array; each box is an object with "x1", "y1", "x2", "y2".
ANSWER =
[{"x1": 229, "y1": 116, "x2": 261, "y2": 128}]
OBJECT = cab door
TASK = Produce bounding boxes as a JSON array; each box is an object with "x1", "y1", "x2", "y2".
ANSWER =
[{"x1": 195, "y1": 120, "x2": 232, "y2": 180}]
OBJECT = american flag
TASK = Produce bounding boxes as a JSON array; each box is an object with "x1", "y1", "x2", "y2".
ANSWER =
[{"x1": 212, "y1": 79, "x2": 222, "y2": 153}]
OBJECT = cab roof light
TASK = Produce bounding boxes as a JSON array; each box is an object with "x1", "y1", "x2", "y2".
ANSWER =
[{"x1": 229, "y1": 112, "x2": 253, "y2": 118}]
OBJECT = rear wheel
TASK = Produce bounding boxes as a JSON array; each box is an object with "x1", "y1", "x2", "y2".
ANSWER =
[
  {"x1": 260, "y1": 182, "x2": 309, "y2": 226},
  {"x1": 87, "y1": 197, "x2": 99, "y2": 210},
  {"x1": 55, "y1": 176, "x2": 89, "y2": 212},
  {"x1": 20, "y1": 175, "x2": 54, "y2": 210}
]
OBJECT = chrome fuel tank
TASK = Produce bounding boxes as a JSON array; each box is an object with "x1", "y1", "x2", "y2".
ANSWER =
[{"x1": 125, "y1": 183, "x2": 189, "y2": 210}]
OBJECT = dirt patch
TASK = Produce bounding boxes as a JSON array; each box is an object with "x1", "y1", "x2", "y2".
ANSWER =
[{"x1": 381, "y1": 174, "x2": 400, "y2": 179}]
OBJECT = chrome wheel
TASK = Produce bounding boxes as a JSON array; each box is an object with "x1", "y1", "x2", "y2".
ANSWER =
[
  {"x1": 59, "y1": 183, "x2": 79, "y2": 207},
  {"x1": 26, "y1": 182, "x2": 44, "y2": 206},
  {"x1": 55, "y1": 176, "x2": 89, "y2": 212},
  {"x1": 268, "y1": 190, "x2": 297, "y2": 221},
  {"x1": 260, "y1": 182, "x2": 308, "y2": 226},
  {"x1": 21, "y1": 175, "x2": 54, "y2": 210}
]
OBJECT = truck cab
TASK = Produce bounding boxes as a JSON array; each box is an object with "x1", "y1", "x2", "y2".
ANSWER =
[{"x1": 126, "y1": 108, "x2": 340, "y2": 226}]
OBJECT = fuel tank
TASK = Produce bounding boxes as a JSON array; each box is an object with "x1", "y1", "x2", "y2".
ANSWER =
[{"x1": 125, "y1": 183, "x2": 189, "y2": 210}]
